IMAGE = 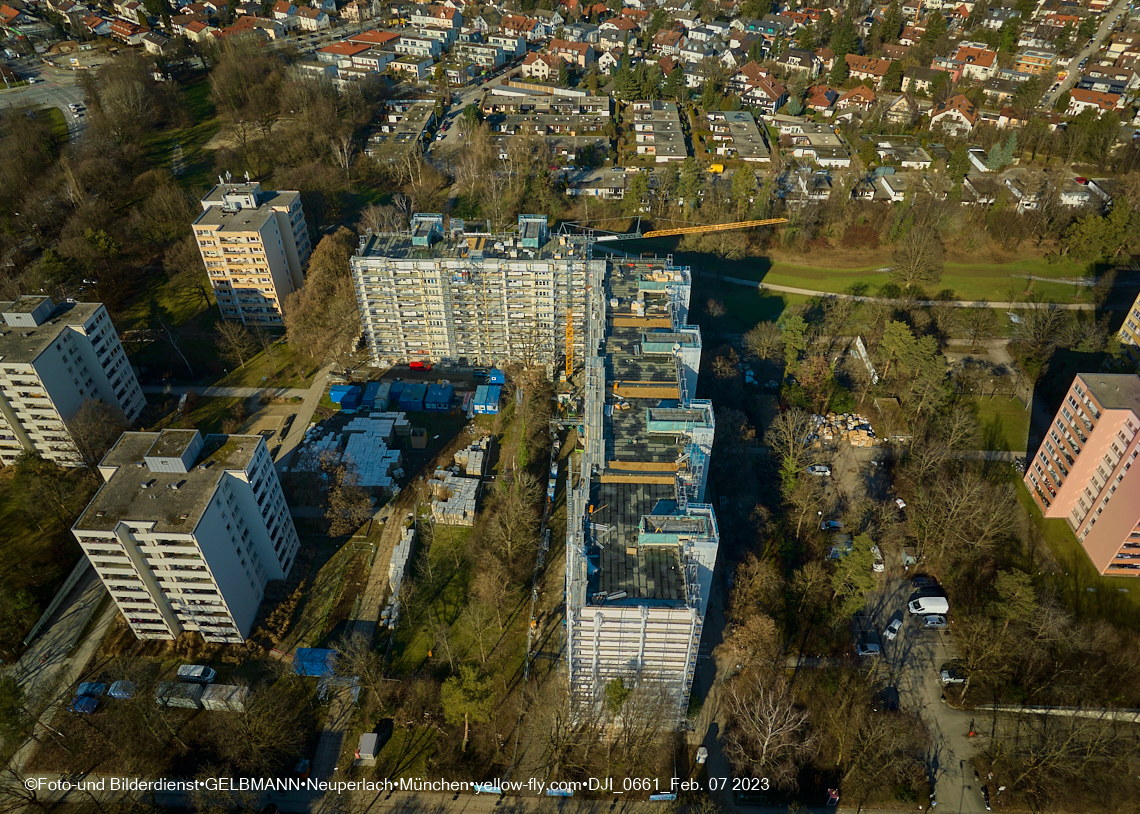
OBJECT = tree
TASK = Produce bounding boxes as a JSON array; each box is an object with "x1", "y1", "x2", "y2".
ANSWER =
[
  {"x1": 780, "y1": 313, "x2": 809, "y2": 375},
  {"x1": 830, "y1": 533, "x2": 877, "y2": 616},
  {"x1": 988, "y1": 569, "x2": 1038, "y2": 629},
  {"x1": 883, "y1": 60, "x2": 903, "y2": 92},
  {"x1": 0, "y1": 674, "x2": 27, "y2": 745},
  {"x1": 947, "y1": 145, "x2": 971, "y2": 179},
  {"x1": 325, "y1": 464, "x2": 373, "y2": 536},
  {"x1": 164, "y1": 235, "x2": 212, "y2": 308},
  {"x1": 485, "y1": 474, "x2": 540, "y2": 565},
  {"x1": 724, "y1": 671, "x2": 817, "y2": 789},
  {"x1": 213, "y1": 679, "x2": 311, "y2": 775},
  {"x1": 460, "y1": 601, "x2": 498, "y2": 663},
  {"x1": 441, "y1": 665, "x2": 495, "y2": 752},
  {"x1": 215, "y1": 320, "x2": 257, "y2": 369},
  {"x1": 959, "y1": 308, "x2": 999, "y2": 351},
  {"x1": 744, "y1": 320, "x2": 783, "y2": 361},
  {"x1": 623, "y1": 172, "x2": 649, "y2": 216},
  {"x1": 922, "y1": 11, "x2": 948, "y2": 45},
  {"x1": 68, "y1": 399, "x2": 129, "y2": 469},
  {"x1": 282, "y1": 228, "x2": 361, "y2": 372},
  {"x1": 829, "y1": 57, "x2": 849, "y2": 85},
  {"x1": 765, "y1": 409, "x2": 815, "y2": 491},
  {"x1": 730, "y1": 166, "x2": 757, "y2": 218},
  {"x1": 890, "y1": 226, "x2": 944, "y2": 288}
]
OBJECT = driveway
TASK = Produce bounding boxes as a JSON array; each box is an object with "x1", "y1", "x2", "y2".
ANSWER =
[{"x1": 864, "y1": 577, "x2": 992, "y2": 813}]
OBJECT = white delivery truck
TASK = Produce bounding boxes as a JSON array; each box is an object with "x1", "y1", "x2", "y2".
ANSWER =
[{"x1": 908, "y1": 595, "x2": 949, "y2": 615}]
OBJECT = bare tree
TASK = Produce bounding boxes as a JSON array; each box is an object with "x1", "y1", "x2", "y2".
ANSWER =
[
  {"x1": 325, "y1": 464, "x2": 373, "y2": 536},
  {"x1": 890, "y1": 226, "x2": 944, "y2": 288},
  {"x1": 358, "y1": 203, "x2": 404, "y2": 234},
  {"x1": 212, "y1": 679, "x2": 311, "y2": 775},
  {"x1": 67, "y1": 399, "x2": 129, "y2": 469},
  {"x1": 215, "y1": 320, "x2": 257, "y2": 369},
  {"x1": 764, "y1": 409, "x2": 816, "y2": 478},
  {"x1": 470, "y1": 554, "x2": 517, "y2": 631},
  {"x1": 725, "y1": 670, "x2": 818, "y2": 789},
  {"x1": 283, "y1": 229, "x2": 361, "y2": 371},
  {"x1": 744, "y1": 320, "x2": 783, "y2": 361},
  {"x1": 460, "y1": 601, "x2": 498, "y2": 664}
]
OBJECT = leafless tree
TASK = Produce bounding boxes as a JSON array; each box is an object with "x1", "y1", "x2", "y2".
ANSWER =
[
  {"x1": 764, "y1": 409, "x2": 816, "y2": 476},
  {"x1": 890, "y1": 226, "x2": 944, "y2": 289},
  {"x1": 744, "y1": 320, "x2": 783, "y2": 361},
  {"x1": 725, "y1": 670, "x2": 817, "y2": 789},
  {"x1": 460, "y1": 601, "x2": 498, "y2": 664},
  {"x1": 358, "y1": 203, "x2": 404, "y2": 234},
  {"x1": 215, "y1": 320, "x2": 257, "y2": 369},
  {"x1": 67, "y1": 399, "x2": 129, "y2": 469},
  {"x1": 324, "y1": 463, "x2": 373, "y2": 536}
]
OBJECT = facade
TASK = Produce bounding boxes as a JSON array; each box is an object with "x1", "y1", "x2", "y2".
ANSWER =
[
  {"x1": 350, "y1": 215, "x2": 600, "y2": 369},
  {"x1": 1119, "y1": 291, "x2": 1140, "y2": 365},
  {"x1": 1026, "y1": 374, "x2": 1140, "y2": 576},
  {"x1": 192, "y1": 181, "x2": 312, "y2": 326},
  {"x1": 565, "y1": 257, "x2": 719, "y2": 721},
  {"x1": 72, "y1": 430, "x2": 301, "y2": 643},
  {"x1": 0, "y1": 297, "x2": 145, "y2": 467}
]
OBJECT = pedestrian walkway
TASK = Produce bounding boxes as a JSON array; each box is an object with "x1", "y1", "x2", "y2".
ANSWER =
[
  {"x1": 141, "y1": 383, "x2": 310, "y2": 399},
  {"x1": 714, "y1": 275, "x2": 1097, "y2": 310}
]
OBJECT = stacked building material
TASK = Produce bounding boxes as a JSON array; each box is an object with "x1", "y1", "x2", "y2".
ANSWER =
[
  {"x1": 154, "y1": 681, "x2": 204, "y2": 709},
  {"x1": 429, "y1": 470, "x2": 480, "y2": 526},
  {"x1": 388, "y1": 524, "x2": 416, "y2": 593},
  {"x1": 809, "y1": 412, "x2": 879, "y2": 447},
  {"x1": 453, "y1": 436, "x2": 492, "y2": 478}
]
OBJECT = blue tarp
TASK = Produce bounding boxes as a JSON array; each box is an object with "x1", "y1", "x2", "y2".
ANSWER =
[
  {"x1": 69, "y1": 696, "x2": 98, "y2": 714},
  {"x1": 425, "y1": 382, "x2": 453, "y2": 411},
  {"x1": 362, "y1": 382, "x2": 382, "y2": 410},
  {"x1": 108, "y1": 680, "x2": 135, "y2": 699},
  {"x1": 329, "y1": 385, "x2": 354, "y2": 404},
  {"x1": 488, "y1": 369, "x2": 505, "y2": 385},
  {"x1": 399, "y1": 382, "x2": 427, "y2": 412},
  {"x1": 76, "y1": 682, "x2": 107, "y2": 698},
  {"x1": 294, "y1": 648, "x2": 338, "y2": 677}
]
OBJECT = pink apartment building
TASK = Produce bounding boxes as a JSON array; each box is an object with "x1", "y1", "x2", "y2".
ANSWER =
[{"x1": 1025, "y1": 373, "x2": 1140, "y2": 576}]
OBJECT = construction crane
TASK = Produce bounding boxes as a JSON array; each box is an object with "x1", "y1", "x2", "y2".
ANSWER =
[{"x1": 641, "y1": 217, "x2": 789, "y2": 239}]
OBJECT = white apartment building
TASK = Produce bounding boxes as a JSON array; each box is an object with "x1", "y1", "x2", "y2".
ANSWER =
[
  {"x1": 350, "y1": 215, "x2": 601, "y2": 369},
  {"x1": 0, "y1": 297, "x2": 145, "y2": 467},
  {"x1": 72, "y1": 429, "x2": 300, "y2": 643},
  {"x1": 565, "y1": 258, "x2": 719, "y2": 721},
  {"x1": 192, "y1": 180, "x2": 312, "y2": 326}
]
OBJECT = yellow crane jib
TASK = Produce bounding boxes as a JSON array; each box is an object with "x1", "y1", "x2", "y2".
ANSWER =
[{"x1": 641, "y1": 217, "x2": 789, "y2": 238}]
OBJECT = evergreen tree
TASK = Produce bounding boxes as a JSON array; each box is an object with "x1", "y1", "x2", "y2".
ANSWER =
[
  {"x1": 880, "y1": 1, "x2": 903, "y2": 42},
  {"x1": 922, "y1": 12, "x2": 948, "y2": 45},
  {"x1": 883, "y1": 60, "x2": 903, "y2": 92},
  {"x1": 829, "y1": 56, "x2": 849, "y2": 85}
]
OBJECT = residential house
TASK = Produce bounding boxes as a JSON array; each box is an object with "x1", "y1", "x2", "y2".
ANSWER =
[
  {"x1": 885, "y1": 93, "x2": 921, "y2": 124},
  {"x1": 930, "y1": 56, "x2": 964, "y2": 83},
  {"x1": 1014, "y1": 48, "x2": 1057, "y2": 75},
  {"x1": 1066, "y1": 88, "x2": 1123, "y2": 116},
  {"x1": 348, "y1": 29, "x2": 401, "y2": 48},
  {"x1": 904, "y1": 66, "x2": 944, "y2": 93},
  {"x1": 549, "y1": 38, "x2": 594, "y2": 67},
  {"x1": 598, "y1": 17, "x2": 638, "y2": 51},
  {"x1": 981, "y1": 77, "x2": 1022, "y2": 105},
  {"x1": 814, "y1": 47, "x2": 835, "y2": 71},
  {"x1": 776, "y1": 48, "x2": 820, "y2": 77},
  {"x1": 653, "y1": 29, "x2": 685, "y2": 55},
  {"x1": 835, "y1": 85, "x2": 876, "y2": 110},
  {"x1": 953, "y1": 42, "x2": 997, "y2": 80},
  {"x1": 806, "y1": 84, "x2": 838, "y2": 112},
  {"x1": 881, "y1": 43, "x2": 910, "y2": 61},
  {"x1": 395, "y1": 35, "x2": 442, "y2": 58},
  {"x1": 294, "y1": 6, "x2": 328, "y2": 29},
  {"x1": 272, "y1": 0, "x2": 295, "y2": 18},
  {"x1": 341, "y1": 0, "x2": 371, "y2": 23},
  {"x1": 678, "y1": 40, "x2": 719, "y2": 64},
  {"x1": 141, "y1": 31, "x2": 171, "y2": 53},
  {"x1": 351, "y1": 48, "x2": 397, "y2": 72},
  {"x1": 982, "y1": 6, "x2": 1019, "y2": 29},
  {"x1": 318, "y1": 41, "x2": 373, "y2": 64},
  {"x1": 521, "y1": 51, "x2": 562, "y2": 80},
  {"x1": 411, "y1": 4, "x2": 462, "y2": 31},
  {"x1": 181, "y1": 19, "x2": 212, "y2": 41},
  {"x1": 487, "y1": 34, "x2": 525, "y2": 59},
  {"x1": 500, "y1": 14, "x2": 545, "y2": 41},
  {"x1": 389, "y1": 55, "x2": 434, "y2": 80},
  {"x1": 845, "y1": 54, "x2": 892, "y2": 86},
  {"x1": 929, "y1": 93, "x2": 978, "y2": 135},
  {"x1": 743, "y1": 74, "x2": 788, "y2": 113},
  {"x1": 81, "y1": 14, "x2": 112, "y2": 35}
]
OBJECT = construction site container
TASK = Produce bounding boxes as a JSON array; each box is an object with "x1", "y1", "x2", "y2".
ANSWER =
[
  {"x1": 340, "y1": 386, "x2": 363, "y2": 411},
  {"x1": 108, "y1": 681, "x2": 135, "y2": 699},
  {"x1": 76, "y1": 681, "x2": 107, "y2": 697},
  {"x1": 155, "y1": 681, "x2": 204, "y2": 709},
  {"x1": 362, "y1": 382, "x2": 383, "y2": 410},
  {"x1": 399, "y1": 383, "x2": 427, "y2": 412},
  {"x1": 201, "y1": 684, "x2": 250, "y2": 712},
  {"x1": 69, "y1": 696, "x2": 98, "y2": 714},
  {"x1": 294, "y1": 648, "x2": 338, "y2": 677},
  {"x1": 357, "y1": 733, "x2": 379, "y2": 760},
  {"x1": 329, "y1": 385, "x2": 354, "y2": 404},
  {"x1": 388, "y1": 380, "x2": 405, "y2": 402},
  {"x1": 425, "y1": 382, "x2": 453, "y2": 411},
  {"x1": 488, "y1": 369, "x2": 505, "y2": 385},
  {"x1": 474, "y1": 385, "x2": 501, "y2": 414}
]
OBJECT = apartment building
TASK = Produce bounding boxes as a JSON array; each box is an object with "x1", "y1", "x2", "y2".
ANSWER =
[
  {"x1": 0, "y1": 297, "x2": 144, "y2": 467},
  {"x1": 351, "y1": 215, "x2": 602, "y2": 369},
  {"x1": 1026, "y1": 374, "x2": 1140, "y2": 576},
  {"x1": 72, "y1": 429, "x2": 301, "y2": 643},
  {"x1": 565, "y1": 257, "x2": 719, "y2": 720},
  {"x1": 192, "y1": 180, "x2": 312, "y2": 326},
  {"x1": 1119, "y1": 291, "x2": 1140, "y2": 365},
  {"x1": 631, "y1": 100, "x2": 687, "y2": 162}
]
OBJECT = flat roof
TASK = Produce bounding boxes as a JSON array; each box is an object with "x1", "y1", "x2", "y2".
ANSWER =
[
  {"x1": 75, "y1": 432, "x2": 261, "y2": 533},
  {"x1": 1080, "y1": 374, "x2": 1140, "y2": 412},
  {"x1": 355, "y1": 229, "x2": 590, "y2": 262},
  {"x1": 0, "y1": 301, "x2": 101, "y2": 365},
  {"x1": 589, "y1": 480, "x2": 686, "y2": 601}
]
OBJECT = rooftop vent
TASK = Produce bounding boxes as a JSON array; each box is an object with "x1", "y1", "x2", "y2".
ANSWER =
[
  {"x1": 179, "y1": 513, "x2": 190, "y2": 520},
  {"x1": 140, "y1": 481, "x2": 151, "y2": 489},
  {"x1": 169, "y1": 483, "x2": 180, "y2": 491},
  {"x1": 95, "y1": 510, "x2": 106, "y2": 517}
]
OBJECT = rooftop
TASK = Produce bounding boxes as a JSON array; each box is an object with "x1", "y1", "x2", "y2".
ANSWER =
[
  {"x1": 1080, "y1": 374, "x2": 1140, "y2": 412},
  {"x1": 75, "y1": 432, "x2": 261, "y2": 533},
  {"x1": 0, "y1": 300, "x2": 101, "y2": 365}
]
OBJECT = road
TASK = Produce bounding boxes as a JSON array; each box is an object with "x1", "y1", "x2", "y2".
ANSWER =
[
  {"x1": 1, "y1": 56, "x2": 88, "y2": 140},
  {"x1": 1042, "y1": 0, "x2": 1131, "y2": 108}
]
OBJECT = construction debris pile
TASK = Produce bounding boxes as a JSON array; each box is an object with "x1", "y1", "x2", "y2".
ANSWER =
[
  {"x1": 295, "y1": 412, "x2": 410, "y2": 489},
  {"x1": 809, "y1": 413, "x2": 880, "y2": 448},
  {"x1": 383, "y1": 522, "x2": 416, "y2": 630},
  {"x1": 454, "y1": 436, "x2": 493, "y2": 478},
  {"x1": 429, "y1": 470, "x2": 480, "y2": 526}
]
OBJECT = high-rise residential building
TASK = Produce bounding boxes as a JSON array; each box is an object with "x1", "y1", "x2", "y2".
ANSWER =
[
  {"x1": 1118, "y1": 290, "x2": 1140, "y2": 366},
  {"x1": 193, "y1": 180, "x2": 312, "y2": 326},
  {"x1": 1026, "y1": 373, "x2": 1140, "y2": 576},
  {"x1": 564, "y1": 257, "x2": 719, "y2": 719},
  {"x1": 350, "y1": 214, "x2": 601, "y2": 369},
  {"x1": 0, "y1": 296, "x2": 145, "y2": 467},
  {"x1": 71, "y1": 429, "x2": 301, "y2": 643}
]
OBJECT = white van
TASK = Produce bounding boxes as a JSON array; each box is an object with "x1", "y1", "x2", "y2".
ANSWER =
[
  {"x1": 176, "y1": 664, "x2": 216, "y2": 684},
  {"x1": 908, "y1": 595, "x2": 949, "y2": 615}
]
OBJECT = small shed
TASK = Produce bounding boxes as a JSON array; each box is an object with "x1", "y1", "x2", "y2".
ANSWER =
[
  {"x1": 357, "y1": 733, "x2": 379, "y2": 761},
  {"x1": 362, "y1": 381, "x2": 383, "y2": 410},
  {"x1": 329, "y1": 385, "x2": 354, "y2": 404},
  {"x1": 108, "y1": 680, "x2": 135, "y2": 699},
  {"x1": 474, "y1": 385, "x2": 501, "y2": 414},
  {"x1": 488, "y1": 369, "x2": 505, "y2": 385},
  {"x1": 425, "y1": 382, "x2": 454, "y2": 412},
  {"x1": 201, "y1": 683, "x2": 250, "y2": 712},
  {"x1": 399, "y1": 382, "x2": 428, "y2": 412},
  {"x1": 155, "y1": 681, "x2": 204, "y2": 709},
  {"x1": 294, "y1": 648, "x2": 338, "y2": 677}
]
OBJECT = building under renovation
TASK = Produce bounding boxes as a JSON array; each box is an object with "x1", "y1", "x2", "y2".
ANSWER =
[
  {"x1": 565, "y1": 257, "x2": 719, "y2": 720},
  {"x1": 350, "y1": 214, "x2": 603, "y2": 369}
]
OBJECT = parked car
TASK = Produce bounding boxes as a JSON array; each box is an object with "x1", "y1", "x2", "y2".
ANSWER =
[
  {"x1": 807, "y1": 465, "x2": 831, "y2": 476},
  {"x1": 856, "y1": 643, "x2": 881, "y2": 657},
  {"x1": 883, "y1": 618, "x2": 903, "y2": 640},
  {"x1": 820, "y1": 519, "x2": 843, "y2": 531},
  {"x1": 910, "y1": 575, "x2": 938, "y2": 589},
  {"x1": 176, "y1": 664, "x2": 216, "y2": 684},
  {"x1": 923, "y1": 614, "x2": 948, "y2": 629},
  {"x1": 940, "y1": 660, "x2": 967, "y2": 685}
]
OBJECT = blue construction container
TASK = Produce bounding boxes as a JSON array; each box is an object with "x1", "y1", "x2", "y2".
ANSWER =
[
  {"x1": 425, "y1": 382, "x2": 453, "y2": 412},
  {"x1": 69, "y1": 696, "x2": 98, "y2": 714},
  {"x1": 488, "y1": 369, "x2": 505, "y2": 385},
  {"x1": 474, "y1": 385, "x2": 501, "y2": 414},
  {"x1": 340, "y1": 386, "x2": 362, "y2": 411},
  {"x1": 294, "y1": 648, "x2": 338, "y2": 677},
  {"x1": 388, "y1": 380, "x2": 405, "y2": 402},
  {"x1": 362, "y1": 382, "x2": 382, "y2": 410},
  {"x1": 76, "y1": 682, "x2": 107, "y2": 698},
  {"x1": 329, "y1": 385, "x2": 354, "y2": 404},
  {"x1": 108, "y1": 680, "x2": 135, "y2": 699},
  {"x1": 399, "y1": 382, "x2": 427, "y2": 412}
]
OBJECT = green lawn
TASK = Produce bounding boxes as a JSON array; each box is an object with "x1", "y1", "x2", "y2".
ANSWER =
[
  {"x1": 41, "y1": 106, "x2": 69, "y2": 142},
  {"x1": 142, "y1": 74, "x2": 220, "y2": 191},
  {"x1": 1017, "y1": 483, "x2": 1140, "y2": 627},
  {"x1": 971, "y1": 396, "x2": 1031, "y2": 452},
  {"x1": 150, "y1": 395, "x2": 248, "y2": 435},
  {"x1": 117, "y1": 268, "x2": 212, "y2": 331},
  {"x1": 724, "y1": 256, "x2": 1094, "y2": 304}
]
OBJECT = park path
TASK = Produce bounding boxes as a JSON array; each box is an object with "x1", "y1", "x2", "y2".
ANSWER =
[
  {"x1": 141, "y1": 383, "x2": 311, "y2": 399},
  {"x1": 715, "y1": 275, "x2": 1098, "y2": 310}
]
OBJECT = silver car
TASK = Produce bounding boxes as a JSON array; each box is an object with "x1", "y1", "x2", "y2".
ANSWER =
[
  {"x1": 883, "y1": 618, "x2": 902, "y2": 640},
  {"x1": 923, "y1": 614, "x2": 948, "y2": 629}
]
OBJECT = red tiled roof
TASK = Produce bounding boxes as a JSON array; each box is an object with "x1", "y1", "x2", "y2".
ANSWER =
[{"x1": 348, "y1": 29, "x2": 399, "y2": 46}]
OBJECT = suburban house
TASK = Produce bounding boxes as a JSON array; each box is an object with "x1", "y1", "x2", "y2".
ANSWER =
[
  {"x1": 929, "y1": 93, "x2": 978, "y2": 135},
  {"x1": 835, "y1": 85, "x2": 876, "y2": 110},
  {"x1": 521, "y1": 51, "x2": 563, "y2": 80},
  {"x1": 1066, "y1": 88, "x2": 1123, "y2": 116},
  {"x1": 953, "y1": 42, "x2": 997, "y2": 80},
  {"x1": 845, "y1": 54, "x2": 892, "y2": 86}
]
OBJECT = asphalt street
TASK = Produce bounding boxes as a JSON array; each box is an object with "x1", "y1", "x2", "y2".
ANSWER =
[
  {"x1": 1042, "y1": 0, "x2": 1132, "y2": 108},
  {"x1": 1, "y1": 56, "x2": 88, "y2": 139}
]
